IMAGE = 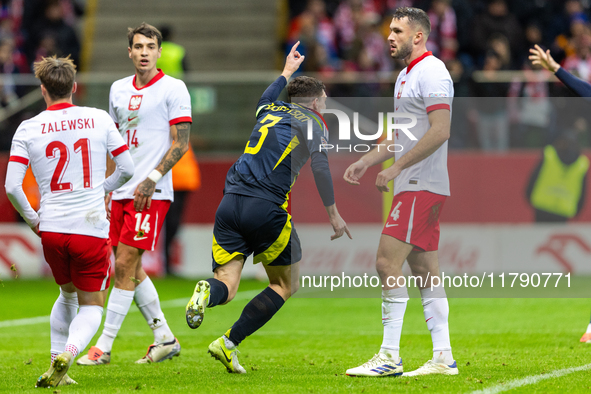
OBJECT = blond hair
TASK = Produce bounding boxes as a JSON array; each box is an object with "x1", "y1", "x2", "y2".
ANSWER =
[{"x1": 33, "y1": 55, "x2": 77, "y2": 99}]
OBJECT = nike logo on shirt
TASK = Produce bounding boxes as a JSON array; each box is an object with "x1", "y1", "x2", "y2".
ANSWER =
[
  {"x1": 128, "y1": 116, "x2": 138, "y2": 122},
  {"x1": 385, "y1": 223, "x2": 399, "y2": 228}
]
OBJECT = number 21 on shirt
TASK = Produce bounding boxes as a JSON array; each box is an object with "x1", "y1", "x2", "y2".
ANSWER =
[{"x1": 46, "y1": 138, "x2": 92, "y2": 193}]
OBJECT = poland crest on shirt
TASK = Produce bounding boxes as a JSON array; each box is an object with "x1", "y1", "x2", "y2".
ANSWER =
[
  {"x1": 393, "y1": 51, "x2": 453, "y2": 197},
  {"x1": 108, "y1": 69, "x2": 192, "y2": 202},
  {"x1": 129, "y1": 95, "x2": 142, "y2": 110}
]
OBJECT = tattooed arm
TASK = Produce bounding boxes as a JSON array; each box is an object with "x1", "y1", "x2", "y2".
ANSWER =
[{"x1": 133, "y1": 122, "x2": 191, "y2": 211}]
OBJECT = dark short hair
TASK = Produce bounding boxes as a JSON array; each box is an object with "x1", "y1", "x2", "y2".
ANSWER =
[
  {"x1": 34, "y1": 55, "x2": 77, "y2": 100},
  {"x1": 128, "y1": 22, "x2": 162, "y2": 48},
  {"x1": 287, "y1": 76, "x2": 325, "y2": 103},
  {"x1": 392, "y1": 7, "x2": 431, "y2": 36}
]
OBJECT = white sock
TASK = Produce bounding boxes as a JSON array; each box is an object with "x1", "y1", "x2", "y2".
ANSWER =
[
  {"x1": 420, "y1": 286, "x2": 453, "y2": 365},
  {"x1": 95, "y1": 288, "x2": 134, "y2": 352},
  {"x1": 586, "y1": 323, "x2": 591, "y2": 334},
  {"x1": 50, "y1": 289, "x2": 78, "y2": 365},
  {"x1": 380, "y1": 286, "x2": 408, "y2": 361},
  {"x1": 134, "y1": 277, "x2": 174, "y2": 344},
  {"x1": 223, "y1": 335, "x2": 237, "y2": 350},
  {"x1": 65, "y1": 305, "x2": 103, "y2": 361}
]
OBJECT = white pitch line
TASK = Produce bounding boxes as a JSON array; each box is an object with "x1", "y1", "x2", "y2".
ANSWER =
[
  {"x1": 0, "y1": 315, "x2": 50, "y2": 328},
  {"x1": 0, "y1": 289, "x2": 263, "y2": 329},
  {"x1": 470, "y1": 363, "x2": 591, "y2": 394}
]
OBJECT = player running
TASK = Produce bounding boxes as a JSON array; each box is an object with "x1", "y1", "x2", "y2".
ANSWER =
[
  {"x1": 77, "y1": 23, "x2": 192, "y2": 365},
  {"x1": 5, "y1": 56, "x2": 134, "y2": 387},
  {"x1": 344, "y1": 7, "x2": 457, "y2": 377},
  {"x1": 185, "y1": 42, "x2": 351, "y2": 373},
  {"x1": 529, "y1": 44, "x2": 591, "y2": 344}
]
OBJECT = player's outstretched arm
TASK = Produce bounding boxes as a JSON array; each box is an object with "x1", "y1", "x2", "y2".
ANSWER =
[
  {"x1": 529, "y1": 44, "x2": 560, "y2": 73},
  {"x1": 375, "y1": 109, "x2": 450, "y2": 192},
  {"x1": 5, "y1": 162, "x2": 40, "y2": 236},
  {"x1": 530, "y1": 44, "x2": 591, "y2": 97},
  {"x1": 133, "y1": 122, "x2": 191, "y2": 212},
  {"x1": 257, "y1": 42, "x2": 305, "y2": 111}
]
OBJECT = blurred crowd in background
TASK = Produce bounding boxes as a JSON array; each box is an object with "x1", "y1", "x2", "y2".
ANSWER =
[
  {"x1": 286, "y1": 0, "x2": 591, "y2": 149},
  {"x1": 0, "y1": 0, "x2": 82, "y2": 102},
  {"x1": 0, "y1": 0, "x2": 590, "y2": 151},
  {"x1": 0, "y1": 0, "x2": 82, "y2": 150},
  {"x1": 286, "y1": 0, "x2": 591, "y2": 87}
]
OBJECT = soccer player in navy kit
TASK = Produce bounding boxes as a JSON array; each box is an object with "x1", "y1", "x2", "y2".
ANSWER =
[{"x1": 185, "y1": 42, "x2": 351, "y2": 373}]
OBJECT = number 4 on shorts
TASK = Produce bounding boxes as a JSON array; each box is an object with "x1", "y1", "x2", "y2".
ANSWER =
[{"x1": 391, "y1": 201, "x2": 402, "y2": 221}]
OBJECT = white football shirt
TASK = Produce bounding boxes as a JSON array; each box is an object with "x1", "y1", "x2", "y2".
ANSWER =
[
  {"x1": 9, "y1": 103, "x2": 129, "y2": 238},
  {"x1": 109, "y1": 70, "x2": 192, "y2": 201},
  {"x1": 393, "y1": 51, "x2": 453, "y2": 196}
]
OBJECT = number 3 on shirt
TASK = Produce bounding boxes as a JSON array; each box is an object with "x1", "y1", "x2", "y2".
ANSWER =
[
  {"x1": 46, "y1": 138, "x2": 92, "y2": 193},
  {"x1": 244, "y1": 114, "x2": 281, "y2": 155}
]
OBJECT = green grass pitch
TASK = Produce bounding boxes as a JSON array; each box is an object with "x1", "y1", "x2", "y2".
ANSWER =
[{"x1": 0, "y1": 278, "x2": 590, "y2": 393}]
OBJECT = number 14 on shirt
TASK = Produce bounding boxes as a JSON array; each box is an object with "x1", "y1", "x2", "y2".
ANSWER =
[{"x1": 126, "y1": 129, "x2": 139, "y2": 148}]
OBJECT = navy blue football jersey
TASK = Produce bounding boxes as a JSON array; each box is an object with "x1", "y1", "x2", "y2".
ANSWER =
[{"x1": 224, "y1": 99, "x2": 329, "y2": 206}]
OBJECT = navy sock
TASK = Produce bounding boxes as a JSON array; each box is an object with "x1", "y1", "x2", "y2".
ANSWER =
[
  {"x1": 206, "y1": 278, "x2": 228, "y2": 307},
  {"x1": 227, "y1": 287, "x2": 285, "y2": 346}
]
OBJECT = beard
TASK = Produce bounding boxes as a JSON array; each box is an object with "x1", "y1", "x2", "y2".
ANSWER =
[{"x1": 391, "y1": 39, "x2": 413, "y2": 60}]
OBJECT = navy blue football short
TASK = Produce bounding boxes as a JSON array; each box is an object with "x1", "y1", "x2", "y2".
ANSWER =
[{"x1": 211, "y1": 193, "x2": 302, "y2": 271}]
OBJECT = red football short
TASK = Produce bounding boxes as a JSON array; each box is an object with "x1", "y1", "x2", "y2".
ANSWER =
[
  {"x1": 42, "y1": 232, "x2": 111, "y2": 292},
  {"x1": 382, "y1": 191, "x2": 447, "y2": 252},
  {"x1": 109, "y1": 199, "x2": 171, "y2": 251}
]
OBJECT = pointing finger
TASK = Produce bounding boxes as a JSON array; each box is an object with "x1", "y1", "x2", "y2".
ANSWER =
[{"x1": 345, "y1": 227, "x2": 352, "y2": 239}]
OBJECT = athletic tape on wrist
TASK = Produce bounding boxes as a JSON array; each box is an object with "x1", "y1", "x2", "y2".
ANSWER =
[{"x1": 148, "y1": 170, "x2": 162, "y2": 183}]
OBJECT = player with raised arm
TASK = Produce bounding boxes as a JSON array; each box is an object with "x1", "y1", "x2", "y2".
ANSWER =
[
  {"x1": 5, "y1": 56, "x2": 134, "y2": 387},
  {"x1": 77, "y1": 23, "x2": 192, "y2": 365},
  {"x1": 184, "y1": 42, "x2": 351, "y2": 373},
  {"x1": 529, "y1": 44, "x2": 591, "y2": 344},
  {"x1": 530, "y1": 44, "x2": 591, "y2": 98},
  {"x1": 344, "y1": 7, "x2": 457, "y2": 377}
]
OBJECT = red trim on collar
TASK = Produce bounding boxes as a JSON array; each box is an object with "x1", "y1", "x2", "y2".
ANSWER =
[
  {"x1": 133, "y1": 69, "x2": 165, "y2": 90},
  {"x1": 47, "y1": 103, "x2": 76, "y2": 111},
  {"x1": 308, "y1": 108, "x2": 328, "y2": 130},
  {"x1": 407, "y1": 51, "x2": 433, "y2": 74}
]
